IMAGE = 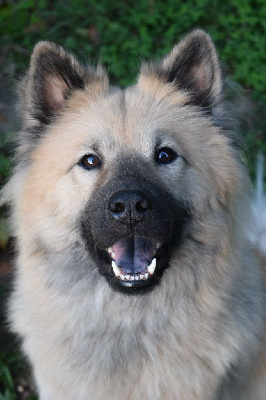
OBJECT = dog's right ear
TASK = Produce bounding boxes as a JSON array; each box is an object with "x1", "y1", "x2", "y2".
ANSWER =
[
  {"x1": 16, "y1": 42, "x2": 108, "y2": 160},
  {"x1": 20, "y1": 42, "x2": 106, "y2": 126},
  {"x1": 21, "y1": 42, "x2": 87, "y2": 125}
]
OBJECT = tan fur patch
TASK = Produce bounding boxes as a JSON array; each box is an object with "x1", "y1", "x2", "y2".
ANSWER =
[{"x1": 138, "y1": 73, "x2": 190, "y2": 105}]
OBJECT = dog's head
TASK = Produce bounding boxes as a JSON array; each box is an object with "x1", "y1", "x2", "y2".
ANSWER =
[{"x1": 9, "y1": 30, "x2": 243, "y2": 294}]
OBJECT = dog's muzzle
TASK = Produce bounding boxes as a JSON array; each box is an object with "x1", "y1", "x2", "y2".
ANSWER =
[{"x1": 81, "y1": 166, "x2": 189, "y2": 294}]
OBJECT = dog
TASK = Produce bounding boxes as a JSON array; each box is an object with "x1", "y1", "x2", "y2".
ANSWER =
[{"x1": 2, "y1": 29, "x2": 266, "y2": 399}]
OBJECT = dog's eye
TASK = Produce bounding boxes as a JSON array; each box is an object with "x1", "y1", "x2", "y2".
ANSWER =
[
  {"x1": 155, "y1": 148, "x2": 177, "y2": 164},
  {"x1": 79, "y1": 154, "x2": 101, "y2": 170}
]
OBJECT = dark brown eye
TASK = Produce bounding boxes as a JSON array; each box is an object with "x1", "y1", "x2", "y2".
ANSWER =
[
  {"x1": 79, "y1": 154, "x2": 101, "y2": 170},
  {"x1": 156, "y1": 147, "x2": 177, "y2": 164}
]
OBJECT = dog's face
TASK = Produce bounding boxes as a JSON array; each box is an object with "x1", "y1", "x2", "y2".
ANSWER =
[
  {"x1": 78, "y1": 94, "x2": 191, "y2": 292},
  {"x1": 14, "y1": 30, "x2": 240, "y2": 294}
]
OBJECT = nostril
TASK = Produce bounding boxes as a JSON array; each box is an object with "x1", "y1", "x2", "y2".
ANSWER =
[
  {"x1": 110, "y1": 202, "x2": 125, "y2": 214},
  {"x1": 108, "y1": 190, "x2": 152, "y2": 224},
  {"x1": 136, "y1": 199, "x2": 150, "y2": 212}
]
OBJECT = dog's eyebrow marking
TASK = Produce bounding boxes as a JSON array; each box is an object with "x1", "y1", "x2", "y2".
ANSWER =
[
  {"x1": 91, "y1": 143, "x2": 99, "y2": 153},
  {"x1": 153, "y1": 134, "x2": 163, "y2": 150},
  {"x1": 154, "y1": 132, "x2": 176, "y2": 151}
]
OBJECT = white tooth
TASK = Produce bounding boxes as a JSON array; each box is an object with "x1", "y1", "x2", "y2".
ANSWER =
[
  {"x1": 140, "y1": 274, "x2": 144, "y2": 279},
  {"x1": 156, "y1": 242, "x2": 161, "y2": 249},
  {"x1": 145, "y1": 273, "x2": 149, "y2": 279},
  {"x1": 111, "y1": 251, "x2": 115, "y2": 259},
  {"x1": 147, "y1": 258, "x2": 156, "y2": 275},
  {"x1": 130, "y1": 276, "x2": 135, "y2": 281},
  {"x1": 126, "y1": 275, "x2": 130, "y2": 280},
  {"x1": 135, "y1": 276, "x2": 140, "y2": 281},
  {"x1": 112, "y1": 261, "x2": 121, "y2": 277},
  {"x1": 120, "y1": 275, "x2": 125, "y2": 280}
]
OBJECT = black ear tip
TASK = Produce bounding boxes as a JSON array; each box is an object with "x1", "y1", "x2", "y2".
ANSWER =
[
  {"x1": 180, "y1": 29, "x2": 217, "y2": 54},
  {"x1": 183, "y1": 29, "x2": 212, "y2": 42},
  {"x1": 31, "y1": 41, "x2": 60, "y2": 60},
  {"x1": 30, "y1": 42, "x2": 64, "y2": 75},
  {"x1": 33, "y1": 40, "x2": 56, "y2": 50}
]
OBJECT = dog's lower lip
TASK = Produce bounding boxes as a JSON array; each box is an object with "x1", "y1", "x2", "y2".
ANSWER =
[{"x1": 116, "y1": 275, "x2": 156, "y2": 289}]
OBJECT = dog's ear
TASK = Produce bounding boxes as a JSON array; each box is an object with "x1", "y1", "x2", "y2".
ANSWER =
[
  {"x1": 140, "y1": 29, "x2": 223, "y2": 108},
  {"x1": 21, "y1": 42, "x2": 88, "y2": 124}
]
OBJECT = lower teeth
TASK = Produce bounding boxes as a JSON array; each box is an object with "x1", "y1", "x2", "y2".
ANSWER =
[
  {"x1": 122, "y1": 274, "x2": 149, "y2": 281},
  {"x1": 109, "y1": 252, "x2": 158, "y2": 282},
  {"x1": 111, "y1": 258, "x2": 156, "y2": 281}
]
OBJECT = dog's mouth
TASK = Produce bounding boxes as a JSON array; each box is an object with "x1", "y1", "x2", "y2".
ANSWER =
[{"x1": 96, "y1": 236, "x2": 169, "y2": 293}]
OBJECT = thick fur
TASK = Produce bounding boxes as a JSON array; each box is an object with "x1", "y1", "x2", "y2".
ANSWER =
[{"x1": 2, "y1": 30, "x2": 266, "y2": 399}]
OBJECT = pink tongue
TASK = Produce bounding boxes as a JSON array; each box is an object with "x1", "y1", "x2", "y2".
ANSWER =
[{"x1": 112, "y1": 237, "x2": 155, "y2": 274}]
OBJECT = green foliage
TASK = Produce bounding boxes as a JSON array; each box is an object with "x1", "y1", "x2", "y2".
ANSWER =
[
  {"x1": 0, "y1": 329, "x2": 38, "y2": 399},
  {"x1": 0, "y1": 351, "x2": 21, "y2": 399},
  {"x1": 0, "y1": 362, "x2": 15, "y2": 400},
  {"x1": 0, "y1": 0, "x2": 265, "y2": 93}
]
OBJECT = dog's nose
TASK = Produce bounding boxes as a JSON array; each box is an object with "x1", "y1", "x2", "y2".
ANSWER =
[{"x1": 108, "y1": 190, "x2": 152, "y2": 225}]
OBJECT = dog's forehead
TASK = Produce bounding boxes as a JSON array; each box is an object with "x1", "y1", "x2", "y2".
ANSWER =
[
  {"x1": 61, "y1": 82, "x2": 190, "y2": 152},
  {"x1": 33, "y1": 78, "x2": 227, "y2": 178}
]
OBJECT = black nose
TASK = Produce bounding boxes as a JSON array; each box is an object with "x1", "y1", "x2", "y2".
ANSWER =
[{"x1": 108, "y1": 190, "x2": 152, "y2": 225}]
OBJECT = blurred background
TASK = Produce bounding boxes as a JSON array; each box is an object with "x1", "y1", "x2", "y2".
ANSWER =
[{"x1": 0, "y1": 0, "x2": 265, "y2": 398}]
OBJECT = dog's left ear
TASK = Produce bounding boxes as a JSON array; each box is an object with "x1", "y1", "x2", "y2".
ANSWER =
[{"x1": 140, "y1": 29, "x2": 222, "y2": 108}]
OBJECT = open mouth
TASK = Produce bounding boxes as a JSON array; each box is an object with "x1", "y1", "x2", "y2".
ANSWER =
[{"x1": 96, "y1": 236, "x2": 167, "y2": 292}]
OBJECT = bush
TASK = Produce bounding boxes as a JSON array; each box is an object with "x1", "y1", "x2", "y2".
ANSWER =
[{"x1": 0, "y1": 0, "x2": 264, "y2": 94}]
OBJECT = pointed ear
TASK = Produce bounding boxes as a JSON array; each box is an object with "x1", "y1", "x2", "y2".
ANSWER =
[
  {"x1": 140, "y1": 30, "x2": 223, "y2": 109},
  {"x1": 22, "y1": 41, "x2": 87, "y2": 124}
]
